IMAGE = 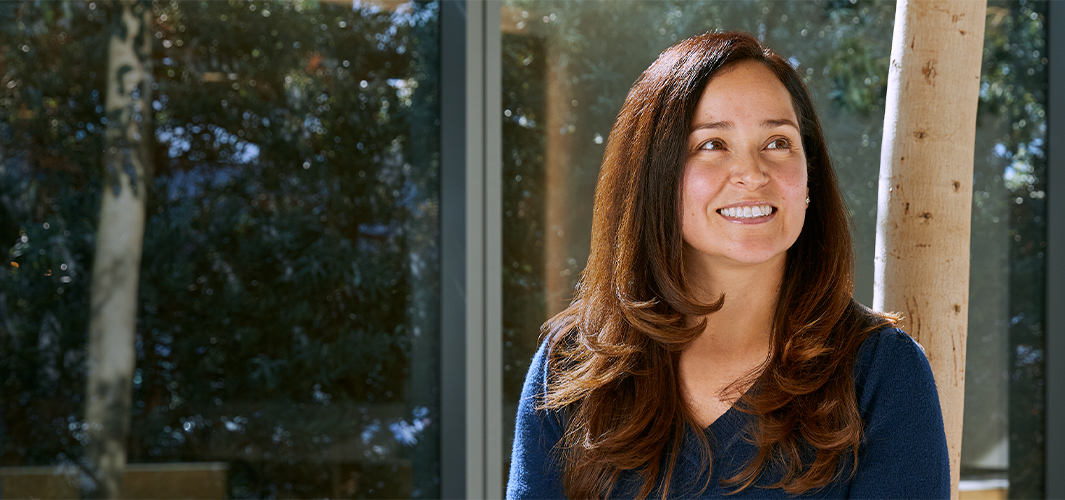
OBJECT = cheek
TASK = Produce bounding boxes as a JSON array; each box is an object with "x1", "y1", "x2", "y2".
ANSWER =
[
  {"x1": 680, "y1": 166, "x2": 712, "y2": 240},
  {"x1": 681, "y1": 165, "x2": 724, "y2": 208},
  {"x1": 680, "y1": 168, "x2": 696, "y2": 215},
  {"x1": 779, "y1": 161, "x2": 808, "y2": 198},
  {"x1": 785, "y1": 163, "x2": 808, "y2": 234}
]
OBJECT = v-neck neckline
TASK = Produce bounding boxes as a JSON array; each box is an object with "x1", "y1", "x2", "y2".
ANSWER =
[{"x1": 706, "y1": 404, "x2": 746, "y2": 436}]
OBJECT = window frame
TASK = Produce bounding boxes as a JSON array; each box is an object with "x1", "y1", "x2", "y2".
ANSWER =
[
  {"x1": 1045, "y1": 0, "x2": 1064, "y2": 497},
  {"x1": 440, "y1": 1, "x2": 504, "y2": 498}
]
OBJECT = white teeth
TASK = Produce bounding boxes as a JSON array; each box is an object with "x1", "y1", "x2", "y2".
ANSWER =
[{"x1": 720, "y1": 205, "x2": 773, "y2": 218}]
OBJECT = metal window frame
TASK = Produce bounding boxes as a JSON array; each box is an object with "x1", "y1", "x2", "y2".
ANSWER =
[
  {"x1": 1045, "y1": 1, "x2": 1064, "y2": 497},
  {"x1": 440, "y1": 1, "x2": 503, "y2": 498}
]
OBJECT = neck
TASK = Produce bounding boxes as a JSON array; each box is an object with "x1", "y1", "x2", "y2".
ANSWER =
[
  {"x1": 683, "y1": 253, "x2": 785, "y2": 356},
  {"x1": 677, "y1": 253, "x2": 785, "y2": 427}
]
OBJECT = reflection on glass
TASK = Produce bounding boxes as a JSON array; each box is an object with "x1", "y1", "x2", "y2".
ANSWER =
[
  {"x1": 1, "y1": 1, "x2": 441, "y2": 498},
  {"x1": 500, "y1": 1, "x2": 1046, "y2": 497}
]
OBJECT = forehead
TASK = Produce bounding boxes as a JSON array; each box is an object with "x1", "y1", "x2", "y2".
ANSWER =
[{"x1": 691, "y1": 60, "x2": 797, "y2": 123}]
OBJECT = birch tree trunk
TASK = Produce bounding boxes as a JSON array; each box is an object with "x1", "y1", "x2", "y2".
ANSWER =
[
  {"x1": 83, "y1": 1, "x2": 153, "y2": 497},
  {"x1": 873, "y1": 1, "x2": 986, "y2": 497}
]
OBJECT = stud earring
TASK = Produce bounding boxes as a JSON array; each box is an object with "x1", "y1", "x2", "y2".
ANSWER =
[{"x1": 806, "y1": 196, "x2": 810, "y2": 205}]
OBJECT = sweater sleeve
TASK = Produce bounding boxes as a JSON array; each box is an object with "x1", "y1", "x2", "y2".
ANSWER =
[
  {"x1": 506, "y1": 340, "x2": 567, "y2": 500},
  {"x1": 848, "y1": 328, "x2": 951, "y2": 499}
]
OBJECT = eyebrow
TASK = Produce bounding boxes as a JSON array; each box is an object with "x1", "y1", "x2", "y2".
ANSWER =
[{"x1": 690, "y1": 118, "x2": 800, "y2": 133}]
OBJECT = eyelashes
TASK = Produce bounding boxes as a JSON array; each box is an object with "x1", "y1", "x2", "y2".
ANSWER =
[
  {"x1": 694, "y1": 136, "x2": 795, "y2": 152},
  {"x1": 766, "y1": 137, "x2": 793, "y2": 150},
  {"x1": 697, "y1": 139, "x2": 727, "y2": 151}
]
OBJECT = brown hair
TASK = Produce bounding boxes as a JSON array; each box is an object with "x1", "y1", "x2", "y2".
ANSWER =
[{"x1": 539, "y1": 31, "x2": 895, "y2": 498}]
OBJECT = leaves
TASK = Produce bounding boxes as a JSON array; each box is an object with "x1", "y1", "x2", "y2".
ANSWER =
[{"x1": 2, "y1": 0, "x2": 441, "y2": 497}]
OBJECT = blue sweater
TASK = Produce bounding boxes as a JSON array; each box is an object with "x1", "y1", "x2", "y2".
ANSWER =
[{"x1": 507, "y1": 328, "x2": 950, "y2": 499}]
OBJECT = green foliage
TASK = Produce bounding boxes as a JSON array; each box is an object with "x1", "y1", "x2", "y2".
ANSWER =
[
  {"x1": 2, "y1": 0, "x2": 441, "y2": 498},
  {"x1": 0, "y1": 0, "x2": 108, "y2": 468}
]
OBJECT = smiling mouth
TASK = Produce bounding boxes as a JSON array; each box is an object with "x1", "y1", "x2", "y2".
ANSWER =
[{"x1": 717, "y1": 205, "x2": 775, "y2": 219}]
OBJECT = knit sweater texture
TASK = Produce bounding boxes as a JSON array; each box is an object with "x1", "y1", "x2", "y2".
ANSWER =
[{"x1": 506, "y1": 328, "x2": 950, "y2": 499}]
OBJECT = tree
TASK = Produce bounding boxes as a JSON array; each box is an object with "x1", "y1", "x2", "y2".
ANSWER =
[
  {"x1": 82, "y1": 0, "x2": 153, "y2": 497},
  {"x1": 871, "y1": 1, "x2": 986, "y2": 497}
]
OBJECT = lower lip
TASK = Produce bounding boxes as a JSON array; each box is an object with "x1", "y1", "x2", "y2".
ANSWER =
[{"x1": 717, "y1": 209, "x2": 776, "y2": 224}]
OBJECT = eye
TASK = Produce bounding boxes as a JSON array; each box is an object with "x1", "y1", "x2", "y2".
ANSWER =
[
  {"x1": 698, "y1": 139, "x2": 726, "y2": 151},
  {"x1": 766, "y1": 137, "x2": 793, "y2": 150}
]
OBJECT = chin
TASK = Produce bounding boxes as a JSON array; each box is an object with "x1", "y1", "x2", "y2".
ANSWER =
[
  {"x1": 703, "y1": 247, "x2": 790, "y2": 268},
  {"x1": 728, "y1": 253, "x2": 788, "y2": 266}
]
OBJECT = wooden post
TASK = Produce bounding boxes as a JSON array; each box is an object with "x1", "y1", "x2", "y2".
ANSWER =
[{"x1": 873, "y1": 1, "x2": 986, "y2": 497}]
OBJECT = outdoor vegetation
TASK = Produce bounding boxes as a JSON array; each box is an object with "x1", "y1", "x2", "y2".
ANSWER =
[{"x1": 1, "y1": 0, "x2": 440, "y2": 497}]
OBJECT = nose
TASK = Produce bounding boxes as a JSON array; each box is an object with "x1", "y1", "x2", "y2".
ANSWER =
[{"x1": 729, "y1": 152, "x2": 769, "y2": 189}]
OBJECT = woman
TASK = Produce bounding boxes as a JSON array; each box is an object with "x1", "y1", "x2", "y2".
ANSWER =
[{"x1": 507, "y1": 32, "x2": 950, "y2": 499}]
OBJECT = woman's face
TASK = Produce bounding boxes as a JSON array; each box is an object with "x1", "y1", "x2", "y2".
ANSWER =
[{"x1": 680, "y1": 60, "x2": 808, "y2": 275}]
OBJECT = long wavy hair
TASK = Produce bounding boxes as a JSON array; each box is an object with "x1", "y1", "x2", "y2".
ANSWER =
[{"x1": 539, "y1": 31, "x2": 896, "y2": 499}]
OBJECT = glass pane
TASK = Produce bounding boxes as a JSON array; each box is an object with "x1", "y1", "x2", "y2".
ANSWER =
[
  {"x1": 1, "y1": 1, "x2": 441, "y2": 498},
  {"x1": 500, "y1": 1, "x2": 1047, "y2": 497}
]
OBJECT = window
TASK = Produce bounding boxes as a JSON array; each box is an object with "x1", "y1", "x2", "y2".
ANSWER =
[
  {"x1": 1, "y1": 1, "x2": 441, "y2": 497},
  {"x1": 1, "y1": 1, "x2": 1061, "y2": 498}
]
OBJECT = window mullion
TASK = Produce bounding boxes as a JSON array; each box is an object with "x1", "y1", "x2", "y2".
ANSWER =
[
  {"x1": 1045, "y1": 0, "x2": 1065, "y2": 496},
  {"x1": 483, "y1": 1, "x2": 505, "y2": 498}
]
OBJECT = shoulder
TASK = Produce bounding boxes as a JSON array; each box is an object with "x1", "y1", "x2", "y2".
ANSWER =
[
  {"x1": 854, "y1": 327, "x2": 932, "y2": 383},
  {"x1": 853, "y1": 327, "x2": 939, "y2": 409},
  {"x1": 507, "y1": 337, "x2": 568, "y2": 499},
  {"x1": 517, "y1": 336, "x2": 559, "y2": 417},
  {"x1": 856, "y1": 326, "x2": 927, "y2": 360},
  {"x1": 852, "y1": 327, "x2": 943, "y2": 443},
  {"x1": 847, "y1": 328, "x2": 950, "y2": 497}
]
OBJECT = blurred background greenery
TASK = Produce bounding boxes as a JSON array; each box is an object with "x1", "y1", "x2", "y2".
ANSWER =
[{"x1": 2, "y1": 1, "x2": 441, "y2": 497}]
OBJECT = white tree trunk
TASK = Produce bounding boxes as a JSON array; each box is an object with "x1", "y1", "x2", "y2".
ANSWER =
[
  {"x1": 83, "y1": 1, "x2": 152, "y2": 497},
  {"x1": 874, "y1": 1, "x2": 986, "y2": 497}
]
